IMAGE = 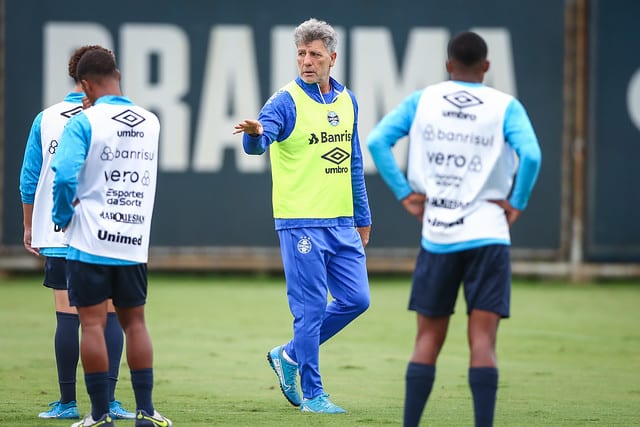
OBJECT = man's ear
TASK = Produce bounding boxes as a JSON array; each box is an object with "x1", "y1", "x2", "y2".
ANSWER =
[
  {"x1": 330, "y1": 52, "x2": 337, "y2": 67},
  {"x1": 445, "y1": 59, "x2": 453, "y2": 74},
  {"x1": 80, "y1": 79, "x2": 91, "y2": 93}
]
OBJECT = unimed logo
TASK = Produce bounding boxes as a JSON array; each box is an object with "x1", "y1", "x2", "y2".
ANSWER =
[{"x1": 97, "y1": 229, "x2": 143, "y2": 246}]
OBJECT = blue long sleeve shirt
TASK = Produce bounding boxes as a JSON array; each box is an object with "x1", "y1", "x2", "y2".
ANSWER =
[{"x1": 243, "y1": 76, "x2": 372, "y2": 229}]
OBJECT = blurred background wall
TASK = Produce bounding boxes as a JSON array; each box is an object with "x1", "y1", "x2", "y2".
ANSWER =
[{"x1": 1, "y1": 0, "x2": 638, "y2": 280}]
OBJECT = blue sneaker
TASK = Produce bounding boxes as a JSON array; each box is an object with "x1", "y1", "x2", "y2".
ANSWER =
[
  {"x1": 267, "y1": 345, "x2": 301, "y2": 406},
  {"x1": 300, "y1": 394, "x2": 347, "y2": 414},
  {"x1": 38, "y1": 400, "x2": 80, "y2": 419},
  {"x1": 70, "y1": 413, "x2": 113, "y2": 427},
  {"x1": 109, "y1": 399, "x2": 136, "y2": 419},
  {"x1": 135, "y1": 409, "x2": 173, "y2": 427}
]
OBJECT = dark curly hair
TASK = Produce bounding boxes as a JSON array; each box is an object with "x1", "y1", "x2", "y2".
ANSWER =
[{"x1": 68, "y1": 45, "x2": 114, "y2": 82}]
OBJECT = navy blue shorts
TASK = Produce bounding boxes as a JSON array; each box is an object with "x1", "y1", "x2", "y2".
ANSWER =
[
  {"x1": 66, "y1": 260, "x2": 147, "y2": 308},
  {"x1": 43, "y1": 257, "x2": 67, "y2": 290},
  {"x1": 409, "y1": 244, "x2": 511, "y2": 318}
]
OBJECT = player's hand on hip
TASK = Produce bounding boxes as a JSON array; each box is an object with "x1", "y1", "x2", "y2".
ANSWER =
[
  {"x1": 489, "y1": 199, "x2": 522, "y2": 226},
  {"x1": 401, "y1": 192, "x2": 427, "y2": 221}
]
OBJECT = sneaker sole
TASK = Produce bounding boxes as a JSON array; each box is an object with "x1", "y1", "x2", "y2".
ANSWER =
[
  {"x1": 266, "y1": 352, "x2": 301, "y2": 407},
  {"x1": 39, "y1": 415, "x2": 80, "y2": 419}
]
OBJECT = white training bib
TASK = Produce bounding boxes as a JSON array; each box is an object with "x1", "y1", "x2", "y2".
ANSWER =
[
  {"x1": 407, "y1": 81, "x2": 516, "y2": 244},
  {"x1": 31, "y1": 100, "x2": 84, "y2": 248},
  {"x1": 64, "y1": 104, "x2": 159, "y2": 262}
]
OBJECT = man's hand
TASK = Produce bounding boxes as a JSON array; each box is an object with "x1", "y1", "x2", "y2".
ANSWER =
[
  {"x1": 401, "y1": 192, "x2": 427, "y2": 221},
  {"x1": 23, "y1": 227, "x2": 39, "y2": 256},
  {"x1": 356, "y1": 225, "x2": 371, "y2": 247},
  {"x1": 490, "y1": 199, "x2": 522, "y2": 226},
  {"x1": 233, "y1": 119, "x2": 263, "y2": 136}
]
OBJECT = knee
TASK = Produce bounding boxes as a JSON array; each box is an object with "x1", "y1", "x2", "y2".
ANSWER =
[{"x1": 350, "y1": 291, "x2": 370, "y2": 315}]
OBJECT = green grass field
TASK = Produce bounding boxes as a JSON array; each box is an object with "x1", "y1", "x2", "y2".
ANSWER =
[{"x1": 0, "y1": 274, "x2": 639, "y2": 426}]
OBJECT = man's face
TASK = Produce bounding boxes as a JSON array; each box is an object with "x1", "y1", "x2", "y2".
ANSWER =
[{"x1": 296, "y1": 39, "x2": 336, "y2": 87}]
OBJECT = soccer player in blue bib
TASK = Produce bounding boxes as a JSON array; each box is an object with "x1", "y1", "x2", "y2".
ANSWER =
[
  {"x1": 367, "y1": 31, "x2": 542, "y2": 427},
  {"x1": 19, "y1": 45, "x2": 134, "y2": 421},
  {"x1": 234, "y1": 18, "x2": 371, "y2": 414},
  {"x1": 51, "y1": 49, "x2": 171, "y2": 427}
]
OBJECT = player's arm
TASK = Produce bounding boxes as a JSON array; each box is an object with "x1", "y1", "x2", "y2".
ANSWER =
[
  {"x1": 51, "y1": 114, "x2": 92, "y2": 229},
  {"x1": 367, "y1": 90, "x2": 425, "y2": 219},
  {"x1": 504, "y1": 100, "x2": 542, "y2": 205},
  {"x1": 347, "y1": 91, "x2": 372, "y2": 246},
  {"x1": 22, "y1": 203, "x2": 38, "y2": 256},
  {"x1": 500, "y1": 98, "x2": 542, "y2": 225},
  {"x1": 235, "y1": 90, "x2": 295, "y2": 155},
  {"x1": 19, "y1": 112, "x2": 44, "y2": 255}
]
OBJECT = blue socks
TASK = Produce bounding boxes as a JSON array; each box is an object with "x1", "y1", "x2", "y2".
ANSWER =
[
  {"x1": 469, "y1": 367, "x2": 498, "y2": 427},
  {"x1": 54, "y1": 311, "x2": 79, "y2": 403},
  {"x1": 105, "y1": 312, "x2": 124, "y2": 402},
  {"x1": 404, "y1": 364, "x2": 498, "y2": 426},
  {"x1": 85, "y1": 371, "x2": 109, "y2": 419},
  {"x1": 404, "y1": 362, "x2": 435, "y2": 427},
  {"x1": 77, "y1": 312, "x2": 126, "y2": 419},
  {"x1": 131, "y1": 368, "x2": 154, "y2": 414}
]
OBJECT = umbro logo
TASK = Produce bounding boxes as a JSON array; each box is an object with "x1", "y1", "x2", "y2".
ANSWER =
[
  {"x1": 60, "y1": 106, "x2": 83, "y2": 118},
  {"x1": 442, "y1": 90, "x2": 483, "y2": 109},
  {"x1": 321, "y1": 147, "x2": 350, "y2": 165},
  {"x1": 112, "y1": 109, "x2": 146, "y2": 128}
]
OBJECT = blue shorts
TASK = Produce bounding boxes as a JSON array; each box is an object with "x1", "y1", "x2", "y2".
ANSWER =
[
  {"x1": 43, "y1": 256, "x2": 67, "y2": 290},
  {"x1": 409, "y1": 244, "x2": 511, "y2": 318},
  {"x1": 66, "y1": 260, "x2": 147, "y2": 308}
]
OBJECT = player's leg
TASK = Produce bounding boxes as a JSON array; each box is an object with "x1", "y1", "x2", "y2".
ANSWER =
[
  {"x1": 276, "y1": 227, "x2": 368, "y2": 413},
  {"x1": 77, "y1": 301, "x2": 111, "y2": 420},
  {"x1": 38, "y1": 256, "x2": 80, "y2": 419},
  {"x1": 404, "y1": 313, "x2": 449, "y2": 427},
  {"x1": 104, "y1": 298, "x2": 135, "y2": 419},
  {"x1": 115, "y1": 305, "x2": 153, "y2": 411},
  {"x1": 467, "y1": 310, "x2": 500, "y2": 427},
  {"x1": 468, "y1": 310, "x2": 500, "y2": 367},
  {"x1": 53, "y1": 289, "x2": 79, "y2": 403},
  {"x1": 112, "y1": 263, "x2": 172, "y2": 426},
  {"x1": 67, "y1": 260, "x2": 112, "y2": 422},
  {"x1": 463, "y1": 244, "x2": 511, "y2": 427},
  {"x1": 320, "y1": 226, "x2": 370, "y2": 345},
  {"x1": 404, "y1": 248, "x2": 462, "y2": 427},
  {"x1": 278, "y1": 228, "x2": 329, "y2": 402}
]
